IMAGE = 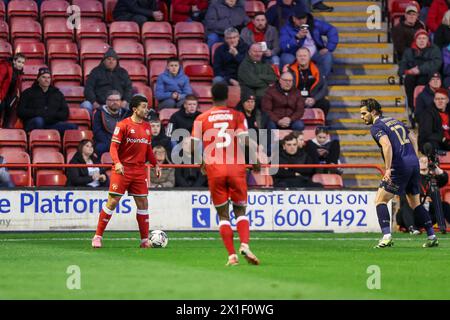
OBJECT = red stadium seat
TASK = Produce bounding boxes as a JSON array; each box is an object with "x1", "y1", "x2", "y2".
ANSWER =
[
  {"x1": 22, "y1": 63, "x2": 48, "y2": 82},
  {"x1": 174, "y1": 22, "x2": 205, "y2": 42},
  {"x1": 72, "y1": 0, "x2": 104, "y2": 20},
  {"x1": 57, "y1": 85, "x2": 85, "y2": 104},
  {"x1": 10, "y1": 171, "x2": 31, "y2": 186},
  {"x1": 47, "y1": 42, "x2": 79, "y2": 64},
  {"x1": 158, "y1": 108, "x2": 178, "y2": 126},
  {"x1": 303, "y1": 127, "x2": 316, "y2": 141},
  {"x1": 133, "y1": 83, "x2": 153, "y2": 103},
  {"x1": 0, "y1": 150, "x2": 31, "y2": 185},
  {"x1": 63, "y1": 130, "x2": 93, "y2": 153},
  {"x1": 245, "y1": 1, "x2": 266, "y2": 17},
  {"x1": 274, "y1": 129, "x2": 292, "y2": 141},
  {"x1": 21, "y1": 81, "x2": 33, "y2": 92},
  {"x1": 302, "y1": 108, "x2": 325, "y2": 125},
  {"x1": 0, "y1": 128, "x2": 27, "y2": 151},
  {"x1": 76, "y1": 21, "x2": 108, "y2": 42},
  {"x1": 0, "y1": 21, "x2": 9, "y2": 41},
  {"x1": 413, "y1": 85, "x2": 425, "y2": 110},
  {"x1": 29, "y1": 129, "x2": 61, "y2": 152},
  {"x1": 104, "y1": 0, "x2": 118, "y2": 23},
  {"x1": 66, "y1": 148, "x2": 77, "y2": 163},
  {"x1": 0, "y1": 40, "x2": 12, "y2": 59},
  {"x1": 0, "y1": 1, "x2": 5, "y2": 20},
  {"x1": 36, "y1": 173, "x2": 67, "y2": 187},
  {"x1": 40, "y1": 0, "x2": 70, "y2": 20},
  {"x1": 7, "y1": 0, "x2": 38, "y2": 20},
  {"x1": 113, "y1": 39, "x2": 144, "y2": 62},
  {"x1": 51, "y1": 61, "x2": 82, "y2": 85},
  {"x1": 184, "y1": 64, "x2": 213, "y2": 83},
  {"x1": 312, "y1": 174, "x2": 344, "y2": 189},
  {"x1": 142, "y1": 21, "x2": 172, "y2": 44},
  {"x1": 68, "y1": 108, "x2": 91, "y2": 130},
  {"x1": 109, "y1": 21, "x2": 140, "y2": 41},
  {"x1": 178, "y1": 41, "x2": 209, "y2": 62},
  {"x1": 10, "y1": 17, "x2": 42, "y2": 41},
  {"x1": 32, "y1": 150, "x2": 64, "y2": 165},
  {"x1": 82, "y1": 59, "x2": 100, "y2": 83},
  {"x1": 120, "y1": 60, "x2": 148, "y2": 84},
  {"x1": 390, "y1": 0, "x2": 420, "y2": 23},
  {"x1": 101, "y1": 152, "x2": 113, "y2": 164},
  {"x1": 148, "y1": 59, "x2": 167, "y2": 86},
  {"x1": 145, "y1": 40, "x2": 177, "y2": 63},
  {"x1": 14, "y1": 41, "x2": 46, "y2": 64},
  {"x1": 211, "y1": 42, "x2": 224, "y2": 64},
  {"x1": 227, "y1": 86, "x2": 241, "y2": 108},
  {"x1": 43, "y1": 17, "x2": 73, "y2": 41},
  {"x1": 79, "y1": 39, "x2": 109, "y2": 63},
  {"x1": 439, "y1": 152, "x2": 450, "y2": 164},
  {"x1": 248, "y1": 171, "x2": 273, "y2": 187},
  {"x1": 191, "y1": 83, "x2": 213, "y2": 105}
]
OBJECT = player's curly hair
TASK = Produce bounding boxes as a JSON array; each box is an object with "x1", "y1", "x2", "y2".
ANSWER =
[
  {"x1": 361, "y1": 98, "x2": 382, "y2": 115},
  {"x1": 130, "y1": 95, "x2": 148, "y2": 110}
]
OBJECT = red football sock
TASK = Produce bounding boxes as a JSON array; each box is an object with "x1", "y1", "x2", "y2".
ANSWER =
[
  {"x1": 95, "y1": 206, "x2": 114, "y2": 237},
  {"x1": 236, "y1": 216, "x2": 250, "y2": 245},
  {"x1": 219, "y1": 220, "x2": 236, "y2": 256},
  {"x1": 136, "y1": 209, "x2": 149, "y2": 240}
]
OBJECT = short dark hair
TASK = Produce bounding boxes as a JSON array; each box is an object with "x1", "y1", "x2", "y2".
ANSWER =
[
  {"x1": 315, "y1": 126, "x2": 329, "y2": 135},
  {"x1": 130, "y1": 95, "x2": 148, "y2": 110},
  {"x1": 253, "y1": 11, "x2": 266, "y2": 18},
  {"x1": 282, "y1": 132, "x2": 298, "y2": 145},
  {"x1": 185, "y1": 94, "x2": 198, "y2": 102},
  {"x1": 106, "y1": 90, "x2": 122, "y2": 99},
  {"x1": 211, "y1": 82, "x2": 228, "y2": 102},
  {"x1": 167, "y1": 57, "x2": 180, "y2": 65},
  {"x1": 13, "y1": 53, "x2": 26, "y2": 61},
  {"x1": 361, "y1": 98, "x2": 382, "y2": 115}
]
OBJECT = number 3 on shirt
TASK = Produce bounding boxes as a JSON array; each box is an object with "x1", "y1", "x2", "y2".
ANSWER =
[
  {"x1": 214, "y1": 122, "x2": 231, "y2": 148},
  {"x1": 391, "y1": 125, "x2": 410, "y2": 145}
]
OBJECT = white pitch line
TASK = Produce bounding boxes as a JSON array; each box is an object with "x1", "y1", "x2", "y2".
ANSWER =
[{"x1": 0, "y1": 237, "x2": 448, "y2": 242}]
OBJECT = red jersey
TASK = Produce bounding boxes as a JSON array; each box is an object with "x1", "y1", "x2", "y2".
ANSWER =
[
  {"x1": 439, "y1": 111, "x2": 450, "y2": 141},
  {"x1": 192, "y1": 106, "x2": 248, "y2": 178},
  {"x1": 110, "y1": 117, "x2": 156, "y2": 167}
]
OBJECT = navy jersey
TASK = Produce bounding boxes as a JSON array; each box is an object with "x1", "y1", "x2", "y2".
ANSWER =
[{"x1": 370, "y1": 117, "x2": 418, "y2": 169}]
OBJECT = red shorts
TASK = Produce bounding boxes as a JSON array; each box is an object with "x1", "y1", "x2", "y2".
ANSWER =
[
  {"x1": 207, "y1": 175, "x2": 247, "y2": 207},
  {"x1": 109, "y1": 167, "x2": 148, "y2": 197}
]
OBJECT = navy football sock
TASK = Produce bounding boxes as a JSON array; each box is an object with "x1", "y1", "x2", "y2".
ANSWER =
[
  {"x1": 414, "y1": 205, "x2": 435, "y2": 237},
  {"x1": 376, "y1": 204, "x2": 391, "y2": 235}
]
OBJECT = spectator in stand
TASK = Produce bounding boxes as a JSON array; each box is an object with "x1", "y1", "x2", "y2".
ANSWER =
[
  {"x1": 175, "y1": 137, "x2": 207, "y2": 187},
  {"x1": 434, "y1": 10, "x2": 450, "y2": 48},
  {"x1": 92, "y1": 90, "x2": 129, "y2": 157},
  {"x1": 261, "y1": 71, "x2": 305, "y2": 131},
  {"x1": 287, "y1": 47, "x2": 330, "y2": 117},
  {"x1": 426, "y1": 0, "x2": 449, "y2": 33},
  {"x1": 392, "y1": 5, "x2": 427, "y2": 61},
  {"x1": 238, "y1": 43, "x2": 278, "y2": 102},
  {"x1": 0, "y1": 53, "x2": 25, "y2": 128},
  {"x1": 415, "y1": 72, "x2": 444, "y2": 118},
  {"x1": 236, "y1": 93, "x2": 270, "y2": 135},
  {"x1": 150, "y1": 118, "x2": 172, "y2": 156},
  {"x1": 17, "y1": 67, "x2": 77, "y2": 135},
  {"x1": 166, "y1": 94, "x2": 202, "y2": 141},
  {"x1": 399, "y1": 29, "x2": 442, "y2": 113},
  {"x1": 113, "y1": 0, "x2": 164, "y2": 26},
  {"x1": 212, "y1": 27, "x2": 248, "y2": 86},
  {"x1": 305, "y1": 126, "x2": 341, "y2": 174},
  {"x1": 150, "y1": 145, "x2": 175, "y2": 188},
  {"x1": 155, "y1": 57, "x2": 193, "y2": 110},
  {"x1": 310, "y1": 0, "x2": 333, "y2": 12},
  {"x1": 66, "y1": 139, "x2": 109, "y2": 188},
  {"x1": 0, "y1": 155, "x2": 14, "y2": 188},
  {"x1": 279, "y1": 6, "x2": 338, "y2": 77},
  {"x1": 418, "y1": 88, "x2": 450, "y2": 151},
  {"x1": 241, "y1": 12, "x2": 280, "y2": 66},
  {"x1": 273, "y1": 132, "x2": 322, "y2": 188},
  {"x1": 204, "y1": 0, "x2": 250, "y2": 48},
  {"x1": 171, "y1": 0, "x2": 208, "y2": 23},
  {"x1": 266, "y1": 0, "x2": 310, "y2": 30},
  {"x1": 82, "y1": 48, "x2": 132, "y2": 117}
]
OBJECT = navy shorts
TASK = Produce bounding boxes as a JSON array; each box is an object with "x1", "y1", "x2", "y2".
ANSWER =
[{"x1": 379, "y1": 165, "x2": 420, "y2": 196}]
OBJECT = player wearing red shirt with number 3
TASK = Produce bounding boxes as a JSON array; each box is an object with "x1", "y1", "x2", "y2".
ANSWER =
[
  {"x1": 192, "y1": 83, "x2": 260, "y2": 266},
  {"x1": 92, "y1": 95, "x2": 161, "y2": 249}
]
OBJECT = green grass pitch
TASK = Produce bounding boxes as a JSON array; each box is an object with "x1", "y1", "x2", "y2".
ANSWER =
[{"x1": 0, "y1": 232, "x2": 449, "y2": 300}]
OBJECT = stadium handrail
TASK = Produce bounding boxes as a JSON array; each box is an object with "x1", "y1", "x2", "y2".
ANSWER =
[{"x1": 0, "y1": 163, "x2": 386, "y2": 187}]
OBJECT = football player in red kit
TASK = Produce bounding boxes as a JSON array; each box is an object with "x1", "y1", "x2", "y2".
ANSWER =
[
  {"x1": 192, "y1": 83, "x2": 260, "y2": 266},
  {"x1": 92, "y1": 95, "x2": 161, "y2": 248}
]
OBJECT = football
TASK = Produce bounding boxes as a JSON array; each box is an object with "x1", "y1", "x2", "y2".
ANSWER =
[{"x1": 150, "y1": 230, "x2": 169, "y2": 248}]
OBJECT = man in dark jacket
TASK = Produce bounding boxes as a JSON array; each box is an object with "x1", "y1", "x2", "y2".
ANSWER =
[
  {"x1": 166, "y1": 94, "x2": 202, "y2": 141},
  {"x1": 415, "y1": 72, "x2": 444, "y2": 118},
  {"x1": 266, "y1": 0, "x2": 310, "y2": 30},
  {"x1": 399, "y1": 29, "x2": 442, "y2": 112},
  {"x1": 92, "y1": 90, "x2": 129, "y2": 157},
  {"x1": 287, "y1": 47, "x2": 330, "y2": 117},
  {"x1": 0, "y1": 53, "x2": 25, "y2": 128},
  {"x1": 238, "y1": 43, "x2": 278, "y2": 102},
  {"x1": 418, "y1": 88, "x2": 450, "y2": 152},
  {"x1": 82, "y1": 47, "x2": 133, "y2": 116},
  {"x1": 261, "y1": 72, "x2": 305, "y2": 131},
  {"x1": 213, "y1": 27, "x2": 248, "y2": 86},
  {"x1": 279, "y1": 6, "x2": 338, "y2": 77},
  {"x1": 391, "y1": 5, "x2": 426, "y2": 61},
  {"x1": 17, "y1": 67, "x2": 77, "y2": 135},
  {"x1": 273, "y1": 132, "x2": 322, "y2": 188},
  {"x1": 175, "y1": 137, "x2": 207, "y2": 187},
  {"x1": 113, "y1": 0, "x2": 163, "y2": 25}
]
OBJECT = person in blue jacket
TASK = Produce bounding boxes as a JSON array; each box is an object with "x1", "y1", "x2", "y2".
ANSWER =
[
  {"x1": 155, "y1": 58, "x2": 193, "y2": 110},
  {"x1": 279, "y1": 6, "x2": 338, "y2": 77}
]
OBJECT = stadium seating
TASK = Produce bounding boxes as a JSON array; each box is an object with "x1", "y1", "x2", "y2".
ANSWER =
[
  {"x1": 148, "y1": 59, "x2": 167, "y2": 86},
  {"x1": 312, "y1": 174, "x2": 344, "y2": 188},
  {"x1": 29, "y1": 129, "x2": 61, "y2": 155},
  {"x1": 413, "y1": 85, "x2": 425, "y2": 110},
  {"x1": 178, "y1": 42, "x2": 209, "y2": 62},
  {"x1": 0, "y1": 150, "x2": 31, "y2": 186},
  {"x1": 7, "y1": 0, "x2": 39, "y2": 20},
  {"x1": 191, "y1": 83, "x2": 213, "y2": 106},
  {"x1": 66, "y1": 148, "x2": 77, "y2": 163},
  {"x1": 158, "y1": 108, "x2": 178, "y2": 126},
  {"x1": 132, "y1": 83, "x2": 153, "y2": 103},
  {"x1": 0, "y1": 20, "x2": 9, "y2": 41},
  {"x1": 142, "y1": 21, "x2": 173, "y2": 43},
  {"x1": 32, "y1": 150, "x2": 65, "y2": 181},
  {"x1": 0, "y1": 129, "x2": 27, "y2": 152},
  {"x1": 0, "y1": 40, "x2": 12, "y2": 59},
  {"x1": 174, "y1": 22, "x2": 205, "y2": 42},
  {"x1": 389, "y1": 0, "x2": 420, "y2": 23},
  {"x1": 22, "y1": 63, "x2": 48, "y2": 82},
  {"x1": 248, "y1": 171, "x2": 273, "y2": 187},
  {"x1": 68, "y1": 108, "x2": 91, "y2": 130},
  {"x1": 14, "y1": 41, "x2": 46, "y2": 64},
  {"x1": 36, "y1": 172, "x2": 67, "y2": 187},
  {"x1": 76, "y1": 21, "x2": 108, "y2": 42},
  {"x1": 43, "y1": 17, "x2": 73, "y2": 41},
  {"x1": 227, "y1": 86, "x2": 241, "y2": 108},
  {"x1": 79, "y1": 39, "x2": 109, "y2": 63},
  {"x1": 10, "y1": 17, "x2": 42, "y2": 42},
  {"x1": 439, "y1": 152, "x2": 450, "y2": 164},
  {"x1": 104, "y1": 0, "x2": 118, "y2": 23},
  {"x1": 112, "y1": 39, "x2": 144, "y2": 62},
  {"x1": 109, "y1": 21, "x2": 140, "y2": 42},
  {"x1": 40, "y1": 0, "x2": 70, "y2": 20},
  {"x1": 0, "y1": 1, "x2": 5, "y2": 20},
  {"x1": 119, "y1": 60, "x2": 148, "y2": 84},
  {"x1": 72, "y1": 0, "x2": 104, "y2": 20},
  {"x1": 245, "y1": 1, "x2": 266, "y2": 17},
  {"x1": 63, "y1": 130, "x2": 94, "y2": 154},
  {"x1": 82, "y1": 59, "x2": 101, "y2": 83},
  {"x1": 302, "y1": 108, "x2": 325, "y2": 126},
  {"x1": 101, "y1": 152, "x2": 113, "y2": 178},
  {"x1": 144, "y1": 40, "x2": 177, "y2": 63},
  {"x1": 57, "y1": 85, "x2": 85, "y2": 104},
  {"x1": 51, "y1": 61, "x2": 82, "y2": 86},
  {"x1": 47, "y1": 42, "x2": 79, "y2": 66},
  {"x1": 184, "y1": 64, "x2": 213, "y2": 84},
  {"x1": 211, "y1": 42, "x2": 224, "y2": 64}
]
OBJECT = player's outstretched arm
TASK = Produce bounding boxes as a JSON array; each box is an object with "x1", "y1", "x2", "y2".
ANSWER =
[{"x1": 408, "y1": 131, "x2": 419, "y2": 157}]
